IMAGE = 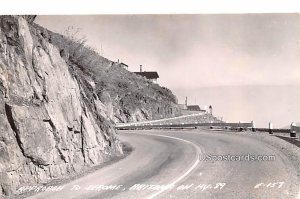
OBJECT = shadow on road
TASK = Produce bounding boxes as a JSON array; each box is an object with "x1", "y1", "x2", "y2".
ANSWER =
[{"x1": 275, "y1": 135, "x2": 300, "y2": 148}]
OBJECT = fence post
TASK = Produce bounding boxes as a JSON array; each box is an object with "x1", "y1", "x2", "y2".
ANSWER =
[
  {"x1": 251, "y1": 121, "x2": 256, "y2": 132},
  {"x1": 238, "y1": 121, "x2": 243, "y2": 131},
  {"x1": 210, "y1": 121, "x2": 213, "y2": 129},
  {"x1": 290, "y1": 122, "x2": 296, "y2": 138},
  {"x1": 269, "y1": 122, "x2": 273, "y2": 134}
]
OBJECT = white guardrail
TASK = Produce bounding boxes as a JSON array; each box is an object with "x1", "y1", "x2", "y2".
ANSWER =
[{"x1": 116, "y1": 119, "x2": 300, "y2": 138}]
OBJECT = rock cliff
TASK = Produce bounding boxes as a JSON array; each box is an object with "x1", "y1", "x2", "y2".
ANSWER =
[{"x1": 0, "y1": 16, "x2": 122, "y2": 197}]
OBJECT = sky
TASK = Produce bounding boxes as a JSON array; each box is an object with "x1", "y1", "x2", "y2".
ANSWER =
[
  {"x1": 36, "y1": 15, "x2": 300, "y2": 126},
  {"x1": 36, "y1": 14, "x2": 300, "y2": 88}
]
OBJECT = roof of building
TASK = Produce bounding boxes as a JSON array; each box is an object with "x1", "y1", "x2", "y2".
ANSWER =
[
  {"x1": 187, "y1": 105, "x2": 201, "y2": 111},
  {"x1": 120, "y1": 62, "x2": 128, "y2": 67},
  {"x1": 178, "y1": 104, "x2": 187, "y2": 109},
  {"x1": 134, "y1": 71, "x2": 159, "y2": 79}
]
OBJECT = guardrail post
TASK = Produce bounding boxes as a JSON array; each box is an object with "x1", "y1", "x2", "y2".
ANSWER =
[
  {"x1": 238, "y1": 121, "x2": 243, "y2": 131},
  {"x1": 251, "y1": 120, "x2": 256, "y2": 132},
  {"x1": 268, "y1": 122, "x2": 273, "y2": 134},
  {"x1": 194, "y1": 121, "x2": 198, "y2": 129},
  {"x1": 290, "y1": 122, "x2": 296, "y2": 138}
]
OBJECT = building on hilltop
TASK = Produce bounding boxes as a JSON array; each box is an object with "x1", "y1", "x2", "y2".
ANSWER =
[
  {"x1": 135, "y1": 71, "x2": 159, "y2": 83},
  {"x1": 116, "y1": 59, "x2": 129, "y2": 70},
  {"x1": 187, "y1": 105, "x2": 201, "y2": 111},
  {"x1": 179, "y1": 96, "x2": 207, "y2": 115},
  {"x1": 178, "y1": 104, "x2": 187, "y2": 110},
  {"x1": 134, "y1": 65, "x2": 159, "y2": 83},
  {"x1": 178, "y1": 96, "x2": 188, "y2": 110},
  {"x1": 120, "y1": 62, "x2": 128, "y2": 70}
]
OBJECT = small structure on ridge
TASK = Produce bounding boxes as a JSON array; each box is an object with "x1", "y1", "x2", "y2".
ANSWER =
[{"x1": 134, "y1": 65, "x2": 159, "y2": 83}]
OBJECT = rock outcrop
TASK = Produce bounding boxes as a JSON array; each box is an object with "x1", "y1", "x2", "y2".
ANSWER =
[{"x1": 0, "y1": 16, "x2": 122, "y2": 197}]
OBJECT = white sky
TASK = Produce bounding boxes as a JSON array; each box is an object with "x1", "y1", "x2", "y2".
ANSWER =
[
  {"x1": 36, "y1": 14, "x2": 300, "y2": 90},
  {"x1": 2, "y1": 1, "x2": 300, "y2": 126}
]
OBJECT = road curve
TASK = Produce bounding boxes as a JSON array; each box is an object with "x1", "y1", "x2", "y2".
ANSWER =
[{"x1": 27, "y1": 129, "x2": 300, "y2": 199}]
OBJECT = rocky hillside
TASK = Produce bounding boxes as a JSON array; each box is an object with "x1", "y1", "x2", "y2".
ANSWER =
[
  {"x1": 0, "y1": 16, "x2": 123, "y2": 197},
  {"x1": 32, "y1": 22, "x2": 181, "y2": 123},
  {"x1": 0, "y1": 15, "x2": 181, "y2": 198}
]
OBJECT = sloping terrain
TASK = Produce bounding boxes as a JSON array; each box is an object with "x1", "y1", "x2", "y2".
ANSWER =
[
  {"x1": 118, "y1": 113, "x2": 221, "y2": 126},
  {"x1": 0, "y1": 15, "x2": 181, "y2": 198},
  {"x1": 32, "y1": 22, "x2": 181, "y2": 123},
  {"x1": 146, "y1": 113, "x2": 221, "y2": 125}
]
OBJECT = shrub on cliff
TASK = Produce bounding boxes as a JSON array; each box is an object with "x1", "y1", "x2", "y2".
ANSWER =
[{"x1": 32, "y1": 22, "x2": 181, "y2": 122}]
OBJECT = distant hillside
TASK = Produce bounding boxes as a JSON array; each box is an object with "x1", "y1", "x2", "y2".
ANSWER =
[{"x1": 32, "y1": 23, "x2": 181, "y2": 123}]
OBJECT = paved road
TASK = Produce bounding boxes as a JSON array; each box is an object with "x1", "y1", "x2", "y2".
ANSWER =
[{"x1": 28, "y1": 129, "x2": 300, "y2": 199}]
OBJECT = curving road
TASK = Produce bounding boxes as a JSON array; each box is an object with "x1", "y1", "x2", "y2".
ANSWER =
[{"x1": 27, "y1": 129, "x2": 300, "y2": 199}]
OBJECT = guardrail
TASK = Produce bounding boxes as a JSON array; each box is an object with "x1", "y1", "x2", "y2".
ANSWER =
[
  {"x1": 254, "y1": 128, "x2": 290, "y2": 133},
  {"x1": 116, "y1": 122, "x2": 252, "y2": 130},
  {"x1": 116, "y1": 121, "x2": 300, "y2": 138},
  {"x1": 253, "y1": 122, "x2": 300, "y2": 138},
  {"x1": 291, "y1": 124, "x2": 300, "y2": 133}
]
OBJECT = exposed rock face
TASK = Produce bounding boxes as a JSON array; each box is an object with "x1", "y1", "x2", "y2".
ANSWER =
[{"x1": 0, "y1": 16, "x2": 122, "y2": 197}]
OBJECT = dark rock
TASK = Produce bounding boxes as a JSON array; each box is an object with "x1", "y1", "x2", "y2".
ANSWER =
[{"x1": 0, "y1": 15, "x2": 122, "y2": 198}]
